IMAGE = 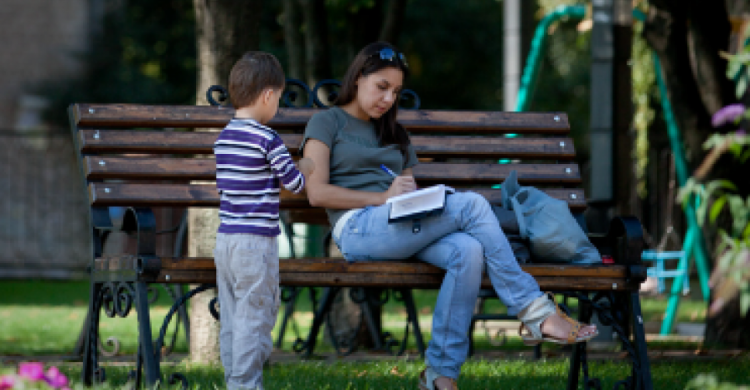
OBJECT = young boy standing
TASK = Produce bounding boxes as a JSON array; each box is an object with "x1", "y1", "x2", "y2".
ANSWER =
[{"x1": 213, "y1": 51, "x2": 314, "y2": 390}]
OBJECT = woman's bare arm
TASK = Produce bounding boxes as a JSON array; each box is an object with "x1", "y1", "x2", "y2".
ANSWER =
[{"x1": 303, "y1": 139, "x2": 416, "y2": 209}]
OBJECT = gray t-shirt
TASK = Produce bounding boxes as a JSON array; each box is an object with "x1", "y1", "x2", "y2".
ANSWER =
[{"x1": 300, "y1": 106, "x2": 419, "y2": 228}]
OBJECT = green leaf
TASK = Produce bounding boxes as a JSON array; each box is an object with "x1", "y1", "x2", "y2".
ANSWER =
[
  {"x1": 715, "y1": 240, "x2": 731, "y2": 261},
  {"x1": 710, "y1": 197, "x2": 728, "y2": 224},
  {"x1": 741, "y1": 291, "x2": 750, "y2": 318},
  {"x1": 718, "y1": 229, "x2": 737, "y2": 252},
  {"x1": 678, "y1": 179, "x2": 700, "y2": 207},
  {"x1": 738, "y1": 69, "x2": 750, "y2": 99},
  {"x1": 717, "y1": 247, "x2": 736, "y2": 272},
  {"x1": 727, "y1": 55, "x2": 744, "y2": 79},
  {"x1": 697, "y1": 199, "x2": 708, "y2": 226},
  {"x1": 743, "y1": 222, "x2": 750, "y2": 240},
  {"x1": 727, "y1": 195, "x2": 748, "y2": 236},
  {"x1": 729, "y1": 141, "x2": 744, "y2": 158},
  {"x1": 703, "y1": 133, "x2": 728, "y2": 150},
  {"x1": 706, "y1": 179, "x2": 738, "y2": 194}
]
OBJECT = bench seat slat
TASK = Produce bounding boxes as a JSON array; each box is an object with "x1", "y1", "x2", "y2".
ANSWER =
[
  {"x1": 73, "y1": 104, "x2": 570, "y2": 134},
  {"x1": 120, "y1": 270, "x2": 638, "y2": 290},
  {"x1": 87, "y1": 182, "x2": 587, "y2": 210},
  {"x1": 161, "y1": 257, "x2": 627, "y2": 277},
  {"x1": 84, "y1": 157, "x2": 581, "y2": 184},
  {"x1": 79, "y1": 130, "x2": 577, "y2": 160},
  {"x1": 94, "y1": 256, "x2": 638, "y2": 291}
]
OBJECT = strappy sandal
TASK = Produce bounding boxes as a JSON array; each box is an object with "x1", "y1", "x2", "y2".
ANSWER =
[
  {"x1": 518, "y1": 300, "x2": 598, "y2": 346},
  {"x1": 419, "y1": 368, "x2": 458, "y2": 390}
]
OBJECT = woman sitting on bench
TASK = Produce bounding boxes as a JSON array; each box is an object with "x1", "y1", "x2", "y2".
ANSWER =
[{"x1": 300, "y1": 41, "x2": 598, "y2": 390}]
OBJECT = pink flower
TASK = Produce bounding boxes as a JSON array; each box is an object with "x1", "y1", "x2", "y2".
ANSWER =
[
  {"x1": 19, "y1": 362, "x2": 45, "y2": 381},
  {"x1": 712, "y1": 103, "x2": 746, "y2": 127},
  {"x1": 0, "y1": 375, "x2": 15, "y2": 390},
  {"x1": 45, "y1": 366, "x2": 68, "y2": 389}
]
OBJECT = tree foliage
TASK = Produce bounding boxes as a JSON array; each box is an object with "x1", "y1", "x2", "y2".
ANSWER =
[{"x1": 39, "y1": 0, "x2": 196, "y2": 129}]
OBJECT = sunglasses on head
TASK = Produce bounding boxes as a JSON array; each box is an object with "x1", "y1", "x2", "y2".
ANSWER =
[{"x1": 368, "y1": 47, "x2": 408, "y2": 68}]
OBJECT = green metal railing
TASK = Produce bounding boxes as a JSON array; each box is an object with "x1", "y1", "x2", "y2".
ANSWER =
[{"x1": 515, "y1": 5, "x2": 586, "y2": 113}]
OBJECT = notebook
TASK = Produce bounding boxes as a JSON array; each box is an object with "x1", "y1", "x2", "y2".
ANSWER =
[{"x1": 385, "y1": 184, "x2": 455, "y2": 223}]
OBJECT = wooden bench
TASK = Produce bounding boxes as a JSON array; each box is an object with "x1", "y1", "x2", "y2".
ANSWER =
[{"x1": 69, "y1": 83, "x2": 653, "y2": 389}]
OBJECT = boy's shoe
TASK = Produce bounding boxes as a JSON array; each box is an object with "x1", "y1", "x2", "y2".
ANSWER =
[{"x1": 418, "y1": 369, "x2": 458, "y2": 390}]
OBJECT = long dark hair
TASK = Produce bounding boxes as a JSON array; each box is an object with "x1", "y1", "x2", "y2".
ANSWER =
[{"x1": 336, "y1": 42, "x2": 411, "y2": 157}]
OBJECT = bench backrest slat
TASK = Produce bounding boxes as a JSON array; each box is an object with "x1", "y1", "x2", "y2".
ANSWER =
[
  {"x1": 87, "y1": 182, "x2": 587, "y2": 210},
  {"x1": 78, "y1": 130, "x2": 577, "y2": 160},
  {"x1": 84, "y1": 157, "x2": 580, "y2": 185},
  {"x1": 73, "y1": 104, "x2": 570, "y2": 134}
]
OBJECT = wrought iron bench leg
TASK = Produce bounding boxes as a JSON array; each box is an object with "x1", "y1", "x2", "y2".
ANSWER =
[
  {"x1": 400, "y1": 288, "x2": 426, "y2": 357},
  {"x1": 134, "y1": 281, "x2": 160, "y2": 387},
  {"x1": 175, "y1": 284, "x2": 191, "y2": 349},
  {"x1": 360, "y1": 290, "x2": 385, "y2": 351},
  {"x1": 567, "y1": 299, "x2": 593, "y2": 390},
  {"x1": 628, "y1": 291, "x2": 653, "y2": 390},
  {"x1": 294, "y1": 286, "x2": 340, "y2": 358},
  {"x1": 276, "y1": 286, "x2": 301, "y2": 348},
  {"x1": 82, "y1": 282, "x2": 103, "y2": 386}
]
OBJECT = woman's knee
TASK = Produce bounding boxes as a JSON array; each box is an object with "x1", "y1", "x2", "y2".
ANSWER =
[{"x1": 445, "y1": 234, "x2": 484, "y2": 274}]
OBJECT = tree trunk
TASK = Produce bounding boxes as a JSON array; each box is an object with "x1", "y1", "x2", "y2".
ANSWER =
[
  {"x1": 704, "y1": 295, "x2": 750, "y2": 347},
  {"x1": 345, "y1": 0, "x2": 384, "y2": 57},
  {"x1": 282, "y1": 0, "x2": 304, "y2": 80},
  {"x1": 190, "y1": 0, "x2": 263, "y2": 364},
  {"x1": 643, "y1": 0, "x2": 750, "y2": 348},
  {"x1": 642, "y1": 0, "x2": 713, "y2": 166},
  {"x1": 379, "y1": 0, "x2": 407, "y2": 45},
  {"x1": 298, "y1": 0, "x2": 331, "y2": 86},
  {"x1": 613, "y1": 0, "x2": 634, "y2": 218}
]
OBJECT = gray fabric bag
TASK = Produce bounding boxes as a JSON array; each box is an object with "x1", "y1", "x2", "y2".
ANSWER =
[
  {"x1": 500, "y1": 170, "x2": 601, "y2": 264},
  {"x1": 490, "y1": 204, "x2": 532, "y2": 263}
]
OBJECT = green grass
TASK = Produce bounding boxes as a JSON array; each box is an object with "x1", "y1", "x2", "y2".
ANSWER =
[
  {"x1": 12, "y1": 358, "x2": 736, "y2": 389},
  {"x1": 0, "y1": 280, "x2": 713, "y2": 356},
  {"x1": 1, "y1": 280, "x2": 748, "y2": 389}
]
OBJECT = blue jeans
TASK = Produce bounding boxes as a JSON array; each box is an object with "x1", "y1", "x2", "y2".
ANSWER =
[{"x1": 334, "y1": 192, "x2": 543, "y2": 379}]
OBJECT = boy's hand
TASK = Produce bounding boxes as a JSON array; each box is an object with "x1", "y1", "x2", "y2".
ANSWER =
[{"x1": 298, "y1": 157, "x2": 315, "y2": 177}]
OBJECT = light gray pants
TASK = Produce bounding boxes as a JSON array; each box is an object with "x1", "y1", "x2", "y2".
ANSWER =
[{"x1": 214, "y1": 233, "x2": 280, "y2": 390}]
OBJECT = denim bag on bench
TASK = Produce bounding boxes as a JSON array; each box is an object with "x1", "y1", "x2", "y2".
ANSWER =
[{"x1": 500, "y1": 170, "x2": 601, "y2": 264}]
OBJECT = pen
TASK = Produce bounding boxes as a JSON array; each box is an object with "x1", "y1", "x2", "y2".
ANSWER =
[{"x1": 380, "y1": 164, "x2": 398, "y2": 177}]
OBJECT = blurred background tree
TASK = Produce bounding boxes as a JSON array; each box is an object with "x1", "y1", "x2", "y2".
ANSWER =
[{"x1": 38, "y1": 0, "x2": 197, "y2": 129}]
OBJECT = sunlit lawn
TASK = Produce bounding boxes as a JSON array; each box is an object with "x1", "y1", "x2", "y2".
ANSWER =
[
  {"x1": 1, "y1": 280, "x2": 747, "y2": 389},
  {"x1": 0, "y1": 280, "x2": 713, "y2": 356},
  {"x1": 15, "y1": 359, "x2": 737, "y2": 390}
]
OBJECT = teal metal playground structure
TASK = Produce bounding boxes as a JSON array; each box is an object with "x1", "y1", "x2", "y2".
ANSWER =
[{"x1": 515, "y1": 6, "x2": 712, "y2": 335}]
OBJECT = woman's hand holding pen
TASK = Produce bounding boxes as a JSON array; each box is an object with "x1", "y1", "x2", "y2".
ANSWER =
[{"x1": 381, "y1": 175, "x2": 417, "y2": 204}]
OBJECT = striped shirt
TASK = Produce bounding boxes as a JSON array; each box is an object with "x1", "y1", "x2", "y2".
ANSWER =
[{"x1": 214, "y1": 118, "x2": 305, "y2": 236}]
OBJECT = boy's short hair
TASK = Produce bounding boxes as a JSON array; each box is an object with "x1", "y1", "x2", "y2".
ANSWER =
[{"x1": 229, "y1": 52, "x2": 285, "y2": 109}]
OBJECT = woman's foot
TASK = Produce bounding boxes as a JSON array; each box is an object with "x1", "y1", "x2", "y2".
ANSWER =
[
  {"x1": 518, "y1": 296, "x2": 598, "y2": 345},
  {"x1": 539, "y1": 310, "x2": 597, "y2": 341},
  {"x1": 419, "y1": 369, "x2": 458, "y2": 390}
]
